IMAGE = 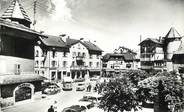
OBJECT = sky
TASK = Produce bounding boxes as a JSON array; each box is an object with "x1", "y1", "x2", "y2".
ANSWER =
[{"x1": 0, "y1": 0, "x2": 184, "y2": 54}]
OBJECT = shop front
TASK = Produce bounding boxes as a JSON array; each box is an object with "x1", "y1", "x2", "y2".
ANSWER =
[
  {"x1": 14, "y1": 83, "x2": 34, "y2": 102},
  {"x1": 0, "y1": 75, "x2": 45, "y2": 107},
  {"x1": 88, "y1": 69, "x2": 101, "y2": 78}
]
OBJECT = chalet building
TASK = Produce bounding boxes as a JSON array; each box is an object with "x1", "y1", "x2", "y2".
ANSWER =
[
  {"x1": 0, "y1": 0, "x2": 44, "y2": 106},
  {"x1": 172, "y1": 37, "x2": 184, "y2": 72},
  {"x1": 102, "y1": 46, "x2": 140, "y2": 77},
  {"x1": 65, "y1": 37, "x2": 103, "y2": 80},
  {"x1": 34, "y1": 35, "x2": 69, "y2": 81},
  {"x1": 35, "y1": 36, "x2": 103, "y2": 81},
  {"x1": 139, "y1": 27, "x2": 183, "y2": 72}
]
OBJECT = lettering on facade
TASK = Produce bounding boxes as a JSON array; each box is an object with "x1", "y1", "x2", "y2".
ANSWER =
[{"x1": 17, "y1": 83, "x2": 32, "y2": 89}]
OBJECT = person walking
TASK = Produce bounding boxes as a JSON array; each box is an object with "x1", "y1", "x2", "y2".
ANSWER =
[
  {"x1": 53, "y1": 101, "x2": 58, "y2": 112},
  {"x1": 48, "y1": 105, "x2": 54, "y2": 112}
]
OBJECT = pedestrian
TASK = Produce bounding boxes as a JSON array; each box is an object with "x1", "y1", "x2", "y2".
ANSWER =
[
  {"x1": 89, "y1": 84, "x2": 91, "y2": 92},
  {"x1": 53, "y1": 101, "x2": 58, "y2": 112},
  {"x1": 48, "y1": 105, "x2": 54, "y2": 112}
]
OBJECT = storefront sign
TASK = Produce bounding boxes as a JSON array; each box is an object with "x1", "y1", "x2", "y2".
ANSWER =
[{"x1": 17, "y1": 83, "x2": 32, "y2": 89}]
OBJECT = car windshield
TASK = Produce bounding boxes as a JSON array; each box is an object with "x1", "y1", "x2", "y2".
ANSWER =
[
  {"x1": 78, "y1": 83, "x2": 84, "y2": 86},
  {"x1": 88, "y1": 97, "x2": 97, "y2": 101},
  {"x1": 86, "y1": 103, "x2": 94, "y2": 109}
]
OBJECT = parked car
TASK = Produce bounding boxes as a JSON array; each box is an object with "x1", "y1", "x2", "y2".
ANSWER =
[
  {"x1": 62, "y1": 101, "x2": 94, "y2": 112},
  {"x1": 76, "y1": 83, "x2": 85, "y2": 91},
  {"x1": 90, "y1": 76, "x2": 100, "y2": 81},
  {"x1": 79, "y1": 93, "x2": 102, "y2": 105},
  {"x1": 63, "y1": 77, "x2": 73, "y2": 91},
  {"x1": 74, "y1": 78, "x2": 85, "y2": 82},
  {"x1": 43, "y1": 84, "x2": 61, "y2": 95}
]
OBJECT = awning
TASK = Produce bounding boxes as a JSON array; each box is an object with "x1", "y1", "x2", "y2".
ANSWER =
[
  {"x1": 0, "y1": 74, "x2": 46, "y2": 85},
  {"x1": 88, "y1": 69, "x2": 101, "y2": 72}
]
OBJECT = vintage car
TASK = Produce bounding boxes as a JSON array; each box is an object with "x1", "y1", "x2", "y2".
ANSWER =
[
  {"x1": 62, "y1": 101, "x2": 94, "y2": 112},
  {"x1": 76, "y1": 83, "x2": 86, "y2": 91}
]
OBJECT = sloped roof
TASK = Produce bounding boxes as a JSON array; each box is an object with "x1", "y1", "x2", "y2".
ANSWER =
[
  {"x1": 66, "y1": 38, "x2": 79, "y2": 46},
  {"x1": 0, "y1": 18, "x2": 40, "y2": 35},
  {"x1": 165, "y1": 27, "x2": 181, "y2": 38},
  {"x1": 0, "y1": 74, "x2": 46, "y2": 85},
  {"x1": 39, "y1": 35, "x2": 67, "y2": 48},
  {"x1": 66, "y1": 38, "x2": 103, "y2": 52},
  {"x1": 103, "y1": 53, "x2": 135, "y2": 62},
  {"x1": 139, "y1": 38, "x2": 162, "y2": 45},
  {"x1": 1, "y1": 0, "x2": 31, "y2": 23},
  {"x1": 83, "y1": 41, "x2": 103, "y2": 52}
]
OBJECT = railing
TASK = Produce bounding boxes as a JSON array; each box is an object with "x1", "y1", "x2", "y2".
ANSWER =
[{"x1": 141, "y1": 65, "x2": 153, "y2": 69}]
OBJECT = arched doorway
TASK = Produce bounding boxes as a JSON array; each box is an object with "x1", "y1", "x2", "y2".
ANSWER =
[{"x1": 14, "y1": 83, "x2": 34, "y2": 102}]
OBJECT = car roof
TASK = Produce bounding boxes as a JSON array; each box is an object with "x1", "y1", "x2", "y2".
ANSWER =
[
  {"x1": 83, "y1": 93, "x2": 102, "y2": 98},
  {"x1": 74, "y1": 101, "x2": 92, "y2": 106},
  {"x1": 63, "y1": 105, "x2": 82, "y2": 112}
]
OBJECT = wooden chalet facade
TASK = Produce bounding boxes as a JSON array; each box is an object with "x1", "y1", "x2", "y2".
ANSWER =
[
  {"x1": 0, "y1": 0, "x2": 44, "y2": 107},
  {"x1": 139, "y1": 27, "x2": 183, "y2": 72}
]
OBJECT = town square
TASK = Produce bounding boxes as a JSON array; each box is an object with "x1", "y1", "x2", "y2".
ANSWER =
[{"x1": 0, "y1": 0, "x2": 184, "y2": 112}]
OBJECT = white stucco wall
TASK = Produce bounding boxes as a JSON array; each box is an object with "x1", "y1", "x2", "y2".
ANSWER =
[
  {"x1": 0, "y1": 55, "x2": 34, "y2": 75},
  {"x1": 167, "y1": 40, "x2": 181, "y2": 60}
]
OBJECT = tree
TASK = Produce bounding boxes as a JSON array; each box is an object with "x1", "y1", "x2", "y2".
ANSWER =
[{"x1": 98, "y1": 78, "x2": 141, "y2": 112}]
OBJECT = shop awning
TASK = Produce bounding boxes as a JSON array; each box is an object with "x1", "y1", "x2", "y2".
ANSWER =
[
  {"x1": 0, "y1": 74, "x2": 46, "y2": 85},
  {"x1": 88, "y1": 69, "x2": 101, "y2": 72}
]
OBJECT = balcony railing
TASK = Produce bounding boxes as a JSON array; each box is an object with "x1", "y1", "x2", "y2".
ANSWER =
[{"x1": 141, "y1": 65, "x2": 153, "y2": 69}]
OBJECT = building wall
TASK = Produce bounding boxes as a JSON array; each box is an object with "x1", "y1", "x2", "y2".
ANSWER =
[
  {"x1": 167, "y1": 40, "x2": 181, "y2": 60},
  {"x1": 69, "y1": 42, "x2": 102, "y2": 69},
  {"x1": 0, "y1": 35, "x2": 35, "y2": 59},
  {"x1": 0, "y1": 55, "x2": 34, "y2": 75},
  {"x1": 105, "y1": 60, "x2": 138, "y2": 70},
  {"x1": 34, "y1": 42, "x2": 102, "y2": 81}
]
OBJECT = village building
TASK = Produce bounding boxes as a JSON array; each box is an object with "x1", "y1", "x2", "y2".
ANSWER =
[
  {"x1": 172, "y1": 37, "x2": 184, "y2": 72},
  {"x1": 65, "y1": 37, "x2": 103, "y2": 80},
  {"x1": 35, "y1": 36, "x2": 103, "y2": 81},
  {"x1": 139, "y1": 27, "x2": 183, "y2": 72},
  {"x1": 102, "y1": 46, "x2": 140, "y2": 77},
  {"x1": 0, "y1": 0, "x2": 44, "y2": 106},
  {"x1": 34, "y1": 35, "x2": 69, "y2": 81}
]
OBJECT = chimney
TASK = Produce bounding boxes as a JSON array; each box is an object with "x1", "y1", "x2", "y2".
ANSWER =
[{"x1": 159, "y1": 36, "x2": 162, "y2": 42}]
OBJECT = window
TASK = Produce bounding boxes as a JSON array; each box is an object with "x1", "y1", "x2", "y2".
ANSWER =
[
  {"x1": 89, "y1": 62, "x2": 92, "y2": 67},
  {"x1": 41, "y1": 61, "x2": 44, "y2": 67},
  {"x1": 89, "y1": 54, "x2": 93, "y2": 59},
  {"x1": 83, "y1": 62, "x2": 86, "y2": 66},
  {"x1": 51, "y1": 72, "x2": 56, "y2": 80},
  {"x1": 35, "y1": 61, "x2": 39, "y2": 67},
  {"x1": 97, "y1": 55, "x2": 99, "y2": 59},
  {"x1": 63, "y1": 61, "x2": 67, "y2": 67},
  {"x1": 63, "y1": 52, "x2": 67, "y2": 57},
  {"x1": 72, "y1": 52, "x2": 76, "y2": 57},
  {"x1": 52, "y1": 51, "x2": 56, "y2": 58},
  {"x1": 63, "y1": 71, "x2": 66, "y2": 76},
  {"x1": 82, "y1": 52, "x2": 86, "y2": 58},
  {"x1": 35, "y1": 50, "x2": 39, "y2": 57},
  {"x1": 78, "y1": 52, "x2": 81, "y2": 57},
  {"x1": 96, "y1": 62, "x2": 99, "y2": 68},
  {"x1": 51, "y1": 61, "x2": 57, "y2": 67},
  {"x1": 15, "y1": 64, "x2": 21, "y2": 75},
  {"x1": 78, "y1": 43, "x2": 80, "y2": 49},
  {"x1": 72, "y1": 61, "x2": 75, "y2": 66},
  {"x1": 67, "y1": 72, "x2": 70, "y2": 77}
]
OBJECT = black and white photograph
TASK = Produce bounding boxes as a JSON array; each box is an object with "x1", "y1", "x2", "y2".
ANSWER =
[{"x1": 0, "y1": 0, "x2": 184, "y2": 112}]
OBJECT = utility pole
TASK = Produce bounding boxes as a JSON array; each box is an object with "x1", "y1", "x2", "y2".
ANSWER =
[{"x1": 33, "y1": 0, "x2": 37, "y2": 30}]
